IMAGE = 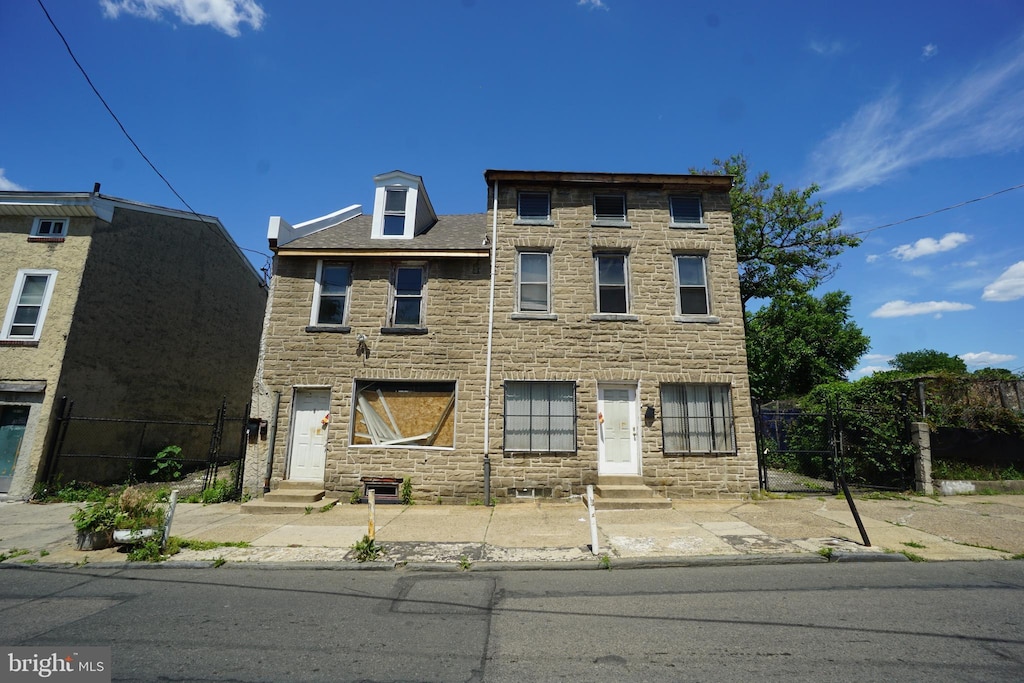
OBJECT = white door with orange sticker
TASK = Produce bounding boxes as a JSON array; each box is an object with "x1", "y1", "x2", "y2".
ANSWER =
[
  {"x1": 287, "y1": 389, "x2": 329, "y2": 482},
  {"x1": 597, "y1": 384, "x2": 639, "y2": 475}
]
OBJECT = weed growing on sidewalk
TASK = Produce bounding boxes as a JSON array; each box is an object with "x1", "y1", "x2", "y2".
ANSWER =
[
  {"x1": 352, "y1": 535, "x2": 385, "y2": 562},
  {"x1": 0, "y1": 548, "x2": 30, "y2": 563},
  {"x1": 212, "y1": 558, "x2": 227, "y2": 568},
  {"x1": 598, "y1": 554, "x2": 611, "y2": 570},
  {"x1": 458, "y1": 556, "x2": 472, "y2": 571},
  {"x1": 901, "y1": 541, "x2": 926, "y2": 549},
  {"x1": 817, "y1": 547, "x2": 834, "y2": 560},
  {"x1": 898, "y1": 549, "x2": 926, "y2": 562},
  {"x1": 320, "y1": 500, "x2": 338, "y2": 513}
]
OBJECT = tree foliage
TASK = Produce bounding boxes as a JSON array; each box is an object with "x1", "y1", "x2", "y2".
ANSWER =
[
  {"x1": 746, "y1": 291, "x2": 870, "y2": 402},
  {"x1": 693, "y1": 153, "x2": 861, "y2": 309},
  {"x1": 888, "y1": 349, "x2": 967, "y2": 375}
]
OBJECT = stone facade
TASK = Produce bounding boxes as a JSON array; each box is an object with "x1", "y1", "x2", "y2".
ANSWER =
[
  {"x1": 485, "y1": 172, "x2": 757, "y2": 500},
  {"x1": 259, "y1": 169, "x2": 758, "y2": 503},
  {"x1": 0, "y1": 194, "x2": 267, "y2": 499}
]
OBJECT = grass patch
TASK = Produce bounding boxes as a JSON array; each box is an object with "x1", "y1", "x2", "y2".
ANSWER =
[
  {"x1": 932, "y1": 461, "x2": 1024, "y2": 481},
  {"x1": 899, "y1": 550, "x2": 927, "y2": 562},
  {"x1": 901, "y1": 541, "x2": 926, "y2": 549},
  {"x1": 0, "y1": 548, "x2": 30, "y2": 563},
  {"x1": 173, "y1": 538, "x2": 250, "y2": 551}
]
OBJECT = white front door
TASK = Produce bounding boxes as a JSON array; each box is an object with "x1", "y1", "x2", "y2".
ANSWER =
[
  {"x1": 597, "y1": 385, "x2": 639, "y2": 475},
  {"x1": 287, "y1": 389, "x2": 330, "y2": 482}
]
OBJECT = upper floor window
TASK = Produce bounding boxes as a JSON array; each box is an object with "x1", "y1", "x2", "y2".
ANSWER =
[
  {"x1": 593, "y1": 194, "x2": 627, "y2": 224},
  {"x1": 383, "y1": 188, "x2": 407, "y2": 236},
  {"x1": 517, "y1": 251, "x2": 551, "y2": 313},
  {"x1": 676, "y1": 255, "x2": 709, "y2": 315},
  {"x1": 2, "y1": 269, "x2": 58, "y2": 342},
  {"x1": 517, "y1": 192, "x2": 550, "y2": 222},
  {"x1": 595, "y1": 253, "x2": 629, "y2": 314},
  {"x1": 31, "y1": 218, "x2": 68, "y2": 238},
  {"x1": 670, "y1": 196, "x2": 703, "y2": 226},
  {"x1": 311, "y1": 261, "x2": 352, "y2": 326},
  {"x1": 389, "y1": 264, "x2": 427, "y2": 327}
]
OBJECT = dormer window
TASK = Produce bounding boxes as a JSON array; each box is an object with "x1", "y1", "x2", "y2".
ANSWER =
[
  {"x1": 370, "y1": 171, "x2": 437, "y2": 240},
  {"x1": 383, "y1": 188, "x2": 407, "y2": 236}
]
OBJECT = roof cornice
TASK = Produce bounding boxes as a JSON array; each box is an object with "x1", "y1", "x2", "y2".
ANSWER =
[{"x1": 483, "y1": 169, "x2": 733, "y2": 190}]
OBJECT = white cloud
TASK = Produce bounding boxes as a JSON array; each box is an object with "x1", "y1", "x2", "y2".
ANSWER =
[
  {"x1": 922, "y1": 43, "x2": 939, "y2": 59},
  {"x1": 866, "y1": 254, "x2": 880, "y2": 263},
  {"x1": 982, "y1": 260, "x2": 1024, "y2": 301},
  {"x1": 891, "y1": 232, "x2": 970, "y2": 260},
  {"x1": 959, "y1": 351, "x2": 1017, "y2": 367},
  {"x1": 809, "y1": 35, "x2": 1024, "y2": 192},
  {"x1": 851, "y1": 365, "x2": 890, "y2": 377},
  {"x1": 577, "y1": 0, "x2": 608, "y2": 9},
  {"x1": 870, "y1": 300, "x2": 974, "y2": 318},
  {"x1": 809, "y1": 40, "x2": 845, "y2": 56},
  {"x1": 0, "y1": 168, "x2": 26, "y2": 191},
  {"x1": 100, "y1": 0, "x2": 265, "y2": 37}
]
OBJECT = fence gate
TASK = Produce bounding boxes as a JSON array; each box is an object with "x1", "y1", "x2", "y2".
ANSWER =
[{"x1": 755, "y1": 404, "x2": 839, "y2": 494}]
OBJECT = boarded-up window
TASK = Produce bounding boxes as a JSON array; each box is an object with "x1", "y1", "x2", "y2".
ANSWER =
[{"x1": 351, "y1": 381, "x2": 456, "y2": 448}]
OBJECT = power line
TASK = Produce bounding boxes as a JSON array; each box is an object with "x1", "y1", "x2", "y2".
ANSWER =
[
  {"x1": 850, "y1": 181, "x2": 1024, "y2": 237},
  {"x1": 35, "y1": 0, "x2": 272, "y2": 278}
]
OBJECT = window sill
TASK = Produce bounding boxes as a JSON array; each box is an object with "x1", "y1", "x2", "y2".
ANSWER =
[
  {"x1": 514, "y1": 219, "x2": 554, "y2": 226},
  {"x1": 504, "y1": 450, "x2": 578, "y2": 457},
  {"x1": 589, "y1": 313, "x2": 639, "y2": 322},
  {"x1": 380, "y1": 327, "x2": 428, "y2": 335},
  {"x1": 664, "y1": 450, "x2": 736, "y2": 457},
  {"x1": 590, "y1": 220, "x2": 632, "y2": 228},
  {"x1": 670, "y1": 223, "x2": 709, "y2": 230},
  {"x1": 673, "y1": 315, "x2": 720, "y2": 324},
  {"x1": 511, "y1": 313, "x2": 558, "y2": 321},
  {"x1": 0, "y1": 339, "x2": 40, "y2": 347},
  {"x1": 27, "y1": 237, "x2": 66, "y2": 243},
  {"x1": 305, "y1": 325, "x2": 351, "y2": 333}
]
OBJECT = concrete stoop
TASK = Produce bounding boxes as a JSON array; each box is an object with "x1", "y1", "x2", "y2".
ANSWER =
[
  {"x1": 240, "y1": 480, "x2": 332, "y2": 515},
  {"x1": 593, "y1": 476, "x2": 672, "y2": 510}
]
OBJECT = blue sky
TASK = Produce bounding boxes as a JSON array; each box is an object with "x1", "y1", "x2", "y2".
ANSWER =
[{"x1": 3, "y1": 0, "x2": 1023, "y2": 376}]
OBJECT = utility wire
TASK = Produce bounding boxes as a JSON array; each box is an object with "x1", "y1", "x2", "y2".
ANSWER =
[
  {"x1": 850, "y1": 181, "x2": 1024, "y2": 237},
  {"x1": 36, "y1": 0, "x2": 271, "y2": 272}
]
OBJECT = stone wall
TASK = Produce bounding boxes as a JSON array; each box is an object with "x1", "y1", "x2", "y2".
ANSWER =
[
  {"x1": 485, "y1": 182, "x2": 758, "y2": 499},
  {"x1": 261, "y1": 256, "x2": 491, "y2": 501}
]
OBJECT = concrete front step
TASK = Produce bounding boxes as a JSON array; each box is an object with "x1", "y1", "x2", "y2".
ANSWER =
[
  {"x1": 593, "y1": 476, "x2": 671, "y2": 510},
  {"x1": 262, "y1": 489, "x2": 326, "y2": 504},
  {"x1": 594, "y1": 484, "x2": 659, "y2": 499}
]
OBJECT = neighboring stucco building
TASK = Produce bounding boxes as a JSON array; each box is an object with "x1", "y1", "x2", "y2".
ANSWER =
[
  {"x1": 0, "y1": 189, "x2": 267, "y2": 500},
  {"x1": 252, "y1": 169, "x2": 756, "y2": 507}
]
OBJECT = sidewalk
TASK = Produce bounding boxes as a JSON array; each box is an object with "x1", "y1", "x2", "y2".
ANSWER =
[{"x1": 1, "y1": 494, "x2": 1022, "y2": 569}]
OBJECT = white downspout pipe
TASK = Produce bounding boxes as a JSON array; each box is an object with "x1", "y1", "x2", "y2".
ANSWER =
[{"x1": 482, "y1": 181, "x2": 499, "y2": 461}]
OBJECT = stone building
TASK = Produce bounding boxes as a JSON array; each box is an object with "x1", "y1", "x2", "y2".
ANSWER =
[
  {"x1": 0, "y1": 189, "x2": 267, "y2": 500},
  {"x1": 251, "y1": 169, "x2": 756, "y2": 509}
]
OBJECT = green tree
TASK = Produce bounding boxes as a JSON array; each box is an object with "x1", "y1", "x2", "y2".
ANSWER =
[
  {"x1": 693, "y1": 153, "x2": 861, "y2": 312},
  {"x1": 746, "y1": 291, "x2": 870, "y2": 401},
  {"x1": 888, "y1": 349, "x2": 967, "y2": 375},
  {"x1": 972, "y1": 367, "x2": 1021, "y2": 380}
]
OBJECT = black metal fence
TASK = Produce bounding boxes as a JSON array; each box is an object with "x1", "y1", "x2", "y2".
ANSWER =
[
  {"x1": 755, "y1": 399, "x2": 916, "y2": 494},
  {"x1": 43, "y1": 397, "x2": 250, "y2": 500}
]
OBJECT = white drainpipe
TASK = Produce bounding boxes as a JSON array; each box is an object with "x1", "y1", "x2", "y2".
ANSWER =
[{"x1": 482, "y1": 181, "x2": 499, "y2": 458}]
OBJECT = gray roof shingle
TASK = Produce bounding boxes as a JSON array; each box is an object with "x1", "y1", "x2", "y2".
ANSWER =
[{"x1": 282, "y1": 213, "x2": 488, "y2": 252}]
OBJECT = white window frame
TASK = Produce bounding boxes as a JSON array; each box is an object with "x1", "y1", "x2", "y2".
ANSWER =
[
  {"x1": 388, "y1": 263, "x2": 427, "y2": 328},
  {"x1": 670, "y1": 195, "x2": 704, "y2": 227},
  {"x1": 516, "y1": 251, "x2": 551, "y2": 314},
  {"x1": 675, "y1": 255, "x2": 710, "y2": 315},
  {"x1": 594, "y1": 253, "x2": 630, "y2": 314},
  {"x1": 517, "y1": 192, "x2": 551, "y2": 222},
  {"x1": 31, "y1": 218, "x2": 68, "y2": 238},
  {"x1": 660, "y1": 383, "x2": 736, "y2": 454},
  {"x1": 382, "y1": 188, "x2": 408, "y2": 237},
  {"x1": 310, "y1": 260, "x2": 352, "y2": 327},
  {"x1": 503, "y1": 381, "x2": 577, "y2": 453},
  {"x1": 2, "y1": 269, "x2": 58, "y2": 342}
]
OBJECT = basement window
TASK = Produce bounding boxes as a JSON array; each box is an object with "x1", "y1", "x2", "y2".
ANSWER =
[{"x1": 351, "y1": 380, "x2": 456, "y2": 449}]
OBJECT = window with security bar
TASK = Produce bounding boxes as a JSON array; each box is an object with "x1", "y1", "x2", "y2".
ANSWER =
[{"x1": 660, "y1": 384, "x2": 735, "y2": 454}]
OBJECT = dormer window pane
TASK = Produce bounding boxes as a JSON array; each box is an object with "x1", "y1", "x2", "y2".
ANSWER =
[
  {"x1": 518, "y1": 192, "x2": 550, "y2": 220},
  {"x1": 385, "y1": 188, "x2": 407, "y2": 213},
  {"x1": 383, "y1": 188, "x2": 407, "y2": 236},
  {"x1": 594, "y1": 194, "x2": 626, "y2": 222}
]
